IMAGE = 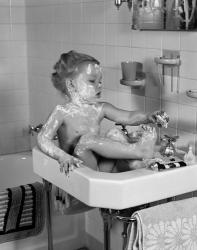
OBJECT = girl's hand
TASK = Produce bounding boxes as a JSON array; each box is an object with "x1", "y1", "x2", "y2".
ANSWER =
[
  {"x1": 148, "y1": 110, "x2": 169, "y2": 128},
  {"x1": 58, "y1": 155, "x2": 84, "y2": 176}
]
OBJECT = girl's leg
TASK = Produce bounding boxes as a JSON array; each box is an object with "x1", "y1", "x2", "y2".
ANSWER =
[
  {"x1": 74, "y1": 127, "x2": 157, "y2": 172},
  {"x1": 73, "y1": 143, "x2": 116, "y2": 172},
  {"x1": 98, "y1": 157, "x2": 117, "y2": 173},
  {"x1": 74, "y1": 146, "x2": 98, "y2": 170},
  {"x1": 75, "y1": 131, "x2": 156, "y2": 161}
]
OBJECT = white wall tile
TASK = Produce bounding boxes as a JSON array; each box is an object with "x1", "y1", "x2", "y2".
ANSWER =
[
  {"x1": 162, "y1": 31, "x2": 180, "y2": 50},
  {"x1": 178, "y1": 104, "x2": 197, "y2": 133},
  {"x1": 101, "y1": 89, "x2": 118, "y2": 107},
  {"x1": 103, "y1": 67, "x2": 119, "y2": 91},
  {"x1": 83, "y1": 1, "x2": 104, "y2": 24},
  {"x1": 11, "y1": 6, "x2": 26, "y2": 23},
  {"x1": 176, "y1": 130, "x2": 196, "y2": 153},
  {"x1": 145, "y1": 97, "x2": 161, "y2": 113},
  {"x1": 105, "y1": 24, "x2": 118, "y2": 46},
  {"x1": 144, "y1": 48, "x2": 161, "y2": 74},
  {"x1": 0, "y1": 137, "x2": 15, "y2": 155},
  {"x1": 71, "y1": 2, "x2": 82, "y2": 24},
  {"x1": 178, "y1": 78, "x2": 197, "y2": 107},
  {"x1": 161, "y1": 100, "x2": 178, "y2": 129},
  {"x1": 0, "y1": 0, "x2": 9, "y2": 6},
  {"x1": 0, "y1": 90, "x2": 29, "y2": 106},
  {"x1": 0, "y1": 105, "x2": 29, "y2": 123},
  {"x1": 131, "y1": 47, "x2": 146, "y2": 63},
  {"x1": 11, "y1": 24, "x2": 26, "y2": 41},
  {"x1": 91, "y1": 24, "x2": 105, "y2": 45},
  {"x1": 0, "y1": 24, "x2": 11, "y2": 40},
  {"x1": 0, "y1": 41, "x2": 10, "y2": 57},
  {"x1": 52, "y1": 3, "x2": 71, "y2": 24},
  {"x1": 180, "y1": 51, "x2": 197, "y2": 79},
  {"x1": 145, "y1": 73, "x2": 161, "y2": 99},
  {"x1": 117, "y1": 92, "x2": 145, "y2": 111},
  {"x1": 0, "y1": 0, "x2": 28, "y2": 154},
  {"x1": 0, "y1": 6, "x2": 10, "y2": 23},
  {"x1": 181, "y1": 32, "x2": 197, "y2": 52}
]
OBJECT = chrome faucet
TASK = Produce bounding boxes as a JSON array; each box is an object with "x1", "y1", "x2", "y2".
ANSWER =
[
  {"x1": 114, "y1": 0, "x2": 132, "y2": 10},
  {"x1": 160, "y1": 134, "x2": 179, "y2": 157},
  {"x1": 29, "y1": 124, "x2": 43, "y2": 135}
]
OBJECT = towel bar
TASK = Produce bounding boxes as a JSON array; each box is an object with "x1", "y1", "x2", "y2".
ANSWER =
[
  {"x1": 100, "y1": 208, "x2": 138, "y2": 250},
  {"x1": 100, "y1": 196, "x2": 177, "y2": 250}
]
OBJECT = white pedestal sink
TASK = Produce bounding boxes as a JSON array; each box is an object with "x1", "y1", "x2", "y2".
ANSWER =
[{"x1": 33, "y1": 147, "x2": 197, "y2": 210}]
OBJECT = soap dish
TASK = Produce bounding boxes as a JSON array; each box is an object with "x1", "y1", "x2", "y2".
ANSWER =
[{"x1": 186, "y1": 89, "x2": 197, "y2": 99}]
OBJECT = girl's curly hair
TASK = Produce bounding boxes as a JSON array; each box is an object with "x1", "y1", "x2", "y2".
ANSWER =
[{"x1": 52, "y1": 50, "x2": 100, "y2": 95}]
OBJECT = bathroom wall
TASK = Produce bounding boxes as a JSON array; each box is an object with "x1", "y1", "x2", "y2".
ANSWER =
[
  {"x1": 0, "y1": 0, "x2": 30, "y2": 155},
  {"x1": 26, "y1": 0, "x2": 197, "y2": 249}
]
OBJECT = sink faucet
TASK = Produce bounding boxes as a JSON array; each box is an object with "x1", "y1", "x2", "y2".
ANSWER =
[{"x1": 160, "y1": 134, "x2": 179, "y2": 157}]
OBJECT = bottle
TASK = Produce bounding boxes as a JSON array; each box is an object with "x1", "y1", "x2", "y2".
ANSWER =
[{"x1": 184, "y1": 145, "x2": 196, "y2": 165}]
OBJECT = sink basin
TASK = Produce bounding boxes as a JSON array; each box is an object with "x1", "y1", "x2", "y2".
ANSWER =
[{"x1": 33, "y1": 147, "x2": 197, "y2": 210}]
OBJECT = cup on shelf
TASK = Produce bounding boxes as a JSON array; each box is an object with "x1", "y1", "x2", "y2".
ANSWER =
[{"x1": 121, "y1": 61, "x2": 143, "y2": 81}]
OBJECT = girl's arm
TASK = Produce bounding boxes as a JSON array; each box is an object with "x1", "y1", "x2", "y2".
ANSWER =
[
  {"x1": 37, "y1": 105, "x2": 65, "y2": 159},
  {"x1": 37, "y1": 105, "x2": 82, "y2": 175},
  {"x1": 102, "y1": 102, "x2": 152, "y2": 126}
]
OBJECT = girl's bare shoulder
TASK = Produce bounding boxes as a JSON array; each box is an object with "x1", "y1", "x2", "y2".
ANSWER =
[{"x1": 54, "y1": 103, "x2": 73, "y2": 113}]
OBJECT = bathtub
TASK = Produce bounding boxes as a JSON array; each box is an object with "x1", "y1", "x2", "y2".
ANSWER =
[
  {"x1": 0, "y1": 151, "x2": 86, "y2": 250},
  {"x1": 0, "y1": 151, "x2": 40, "y2": 189}
]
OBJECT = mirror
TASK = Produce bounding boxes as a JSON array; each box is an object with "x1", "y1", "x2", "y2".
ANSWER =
[{"x1": 131, "y1": 0, "x2": 197, "y2": 31}]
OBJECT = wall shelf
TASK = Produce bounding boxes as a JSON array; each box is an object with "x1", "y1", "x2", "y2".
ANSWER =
[
  {"x1": 186, "y1": 90, "x2": 197, "y2": 99},
  {"x1": 120, "y1": 72, "x2": 146, "y2": 88}
]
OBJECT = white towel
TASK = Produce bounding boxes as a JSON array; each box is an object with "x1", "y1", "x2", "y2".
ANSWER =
[{"x1": 126, "y1": 197, "x2": 197, "y2": 250}]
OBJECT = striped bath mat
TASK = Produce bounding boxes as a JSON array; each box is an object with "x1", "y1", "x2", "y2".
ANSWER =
[{"x1": 0, "y1": 182, "x2": 45, "y2": 243}]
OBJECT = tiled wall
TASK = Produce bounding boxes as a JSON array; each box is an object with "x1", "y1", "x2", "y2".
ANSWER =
[
  {"x1": 0, "y1": 0, "x2": 30, "y2": 155},
  {"x1": 26, "y1": 0, "x2": 197, "y2": 249}
]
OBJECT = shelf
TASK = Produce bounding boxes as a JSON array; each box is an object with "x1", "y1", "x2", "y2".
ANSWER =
[
  {"x1": 120, "y1": 72, "x2": 146, "y2": 88},
  {"x1": 154, "y1": 57, "x2": 181, "y2": 66}
]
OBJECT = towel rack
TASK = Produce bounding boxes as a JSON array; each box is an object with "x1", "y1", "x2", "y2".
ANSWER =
[
  {"x1": 100, "y1": 198, "x2": 176, "y2": 250},
  {"x1": 100, "y1": 208, "x2": 137, "y2": 250}
]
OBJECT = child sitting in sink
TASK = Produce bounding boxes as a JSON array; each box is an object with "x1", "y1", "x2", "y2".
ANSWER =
[{"x1": 37, "y1": 50, "x2": 169, "y2": 175}]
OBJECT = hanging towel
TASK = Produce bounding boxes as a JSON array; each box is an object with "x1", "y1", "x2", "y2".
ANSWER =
[
  {"x1": 0, "y1": 182, "x2": 45, "y2": 244},
  {"x1": 126, "y1": 197, "x2": 197, "y2": 250}
]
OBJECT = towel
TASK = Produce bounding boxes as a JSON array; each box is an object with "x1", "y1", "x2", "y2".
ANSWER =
[
  {"x1": 126, "y1": 197, "x2": 197, "y2": 250},
  {"x1": 0, "y1": 182, "x2": 45, "y2": 243}
]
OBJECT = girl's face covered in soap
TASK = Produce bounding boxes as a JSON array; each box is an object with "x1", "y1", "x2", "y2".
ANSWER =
[{"x1": 71, "y1": 62, "x2": 102, "y2": 102}]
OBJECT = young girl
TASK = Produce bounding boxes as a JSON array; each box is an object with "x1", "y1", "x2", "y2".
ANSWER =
[{"x1": 37, "y1": 50, "x2": 169, "y2": 175}]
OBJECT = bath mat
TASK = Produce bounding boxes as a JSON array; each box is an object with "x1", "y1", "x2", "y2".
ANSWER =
[{"x1": 0, "y1": 182, "x2": 45, "y2": 243}]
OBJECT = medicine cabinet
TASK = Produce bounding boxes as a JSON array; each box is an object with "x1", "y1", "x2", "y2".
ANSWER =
[{"x1": 114, "y1": 0, "x2": 197, "y2": 31}]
